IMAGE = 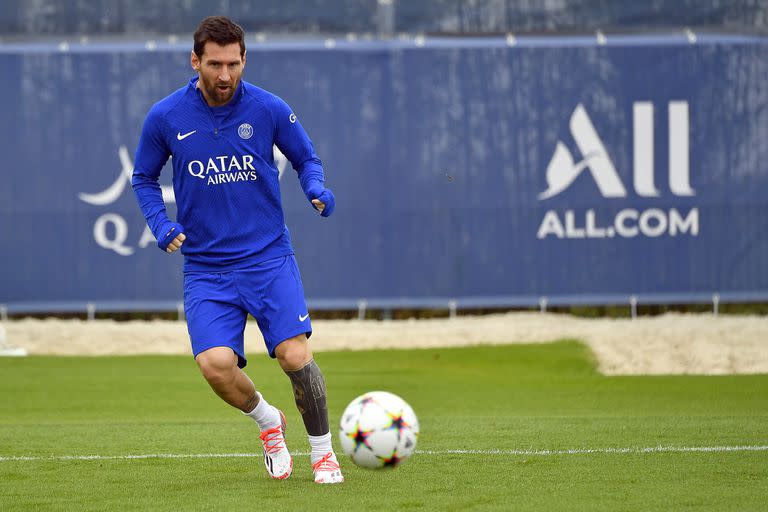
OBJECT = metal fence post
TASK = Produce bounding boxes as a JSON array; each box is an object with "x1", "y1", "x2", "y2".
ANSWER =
[
  {"x1": 629, "y1": 295, "x2": 638, "y2": 320},
  {"x1": 376, "y1": 0, "x2": 395, "y2": 36},
  {"x1": 596, "y1": 30, "x2": 607, "y2": 45},
  {"x1": 448, "y1": 299, "x2": 457, "y2": 319},
  {"x1": 357, "y1": 300, "x2": 368, "y2": 321},
  {"x1": 684, "y1": 27, "x2": 697, "y2": 44}
]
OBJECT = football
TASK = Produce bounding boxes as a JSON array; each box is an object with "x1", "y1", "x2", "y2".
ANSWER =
[{"x1": 338, "y1": 391, "x2": 420, "y2": 469}]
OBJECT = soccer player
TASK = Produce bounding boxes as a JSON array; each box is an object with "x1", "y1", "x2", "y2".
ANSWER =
[{"x1": 131, "y1": 16, "x2": 343, "y2": 484}]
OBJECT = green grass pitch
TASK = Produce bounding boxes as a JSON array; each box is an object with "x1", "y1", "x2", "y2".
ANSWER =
[{"x1": 1, "y1": 341, "x2": 767, "y2": 511}]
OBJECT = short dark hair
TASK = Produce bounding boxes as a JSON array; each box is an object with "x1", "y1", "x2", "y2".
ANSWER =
[{"x1": 193, "y1": 16, "x2": 245, "y2": 58}]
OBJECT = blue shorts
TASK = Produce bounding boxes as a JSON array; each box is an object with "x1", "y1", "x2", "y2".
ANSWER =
[{"x1": 183, "y1": 255, "x2": 312, "y2": 368}]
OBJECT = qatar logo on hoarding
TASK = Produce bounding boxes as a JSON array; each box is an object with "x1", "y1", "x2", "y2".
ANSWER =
[{"x1": 79, "y1": 146, "x2": 290, "y2": 255}]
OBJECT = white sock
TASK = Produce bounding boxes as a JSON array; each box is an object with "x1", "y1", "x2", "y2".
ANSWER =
[
  {"x1": 308, "y1": 432, "x2": 334, "y2": 465},
  {"x1": 243, "y1": 392, "x2": 281, "y2": 431}
]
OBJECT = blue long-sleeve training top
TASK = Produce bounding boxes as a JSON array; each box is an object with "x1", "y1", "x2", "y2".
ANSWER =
[{"x1": 132, "y1": 77, "x2": 326, "y2": 272}]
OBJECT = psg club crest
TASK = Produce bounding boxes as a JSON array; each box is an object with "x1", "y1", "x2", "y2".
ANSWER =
[{"x1": 238, "y1": 123, "x2": 253, "y2": 139}]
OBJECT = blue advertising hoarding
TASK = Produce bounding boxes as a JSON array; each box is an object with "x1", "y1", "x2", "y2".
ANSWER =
[{"x1": 1, "y1": 34, "x2": 767, "y2": 311}]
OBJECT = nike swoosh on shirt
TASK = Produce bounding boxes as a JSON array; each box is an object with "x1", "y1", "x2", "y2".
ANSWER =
[
  {"x1": 177, "y1": 130, "x2": 196, "y2": 140},
  {"x1": 299, "y1": 314, "x2": 310, "y2": 322}
]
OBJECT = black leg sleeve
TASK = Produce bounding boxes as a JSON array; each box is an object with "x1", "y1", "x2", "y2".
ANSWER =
[{"x1": 285, "y1": 359, "x2": 329, "y2": 436}]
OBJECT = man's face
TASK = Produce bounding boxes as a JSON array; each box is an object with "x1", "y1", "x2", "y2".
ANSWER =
[{"x1": 191, "y1": 42, "x2": 245, "y2": 106}]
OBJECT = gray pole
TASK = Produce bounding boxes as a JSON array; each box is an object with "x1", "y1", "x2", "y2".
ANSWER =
[{"x1": 377, "y1": 0, "x2": 395, "y2": 37}]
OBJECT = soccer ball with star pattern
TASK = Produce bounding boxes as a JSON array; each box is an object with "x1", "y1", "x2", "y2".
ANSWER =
[{"x1": 339, "y1": 391, "x2": 420, "y2": 469}]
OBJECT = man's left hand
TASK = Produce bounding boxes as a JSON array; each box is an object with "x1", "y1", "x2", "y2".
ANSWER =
[
  {"x1": 311, "y1": 199, "x2": 325, "y2": 214},
  {"x1": 311, "y1": 189, "x2": 335, "y2": 217}
]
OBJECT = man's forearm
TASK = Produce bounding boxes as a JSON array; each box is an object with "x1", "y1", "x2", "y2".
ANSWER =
[
  {"x1": 132, "y1": 175, "x2": 174, "y2": 239},
  {"x1": 296, "y1": 160, "x2": 325, "y2": 201}
]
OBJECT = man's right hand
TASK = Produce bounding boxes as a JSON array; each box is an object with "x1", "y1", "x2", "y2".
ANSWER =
[
  {"x1": 166, "y1": 232, "x2": 186, "y2": 254},
  {"x1": 157, "y1": 222, "x2": 186, "y2": 253}
]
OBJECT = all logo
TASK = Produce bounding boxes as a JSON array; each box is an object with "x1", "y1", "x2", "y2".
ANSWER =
[{"x1": 537, "y1": 102, "x2": 699, "y2": 240}]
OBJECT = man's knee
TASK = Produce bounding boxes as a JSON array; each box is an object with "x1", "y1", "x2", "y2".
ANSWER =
[
  {"x1": 275, "y1": 335, "x2": 312, "y2": 371},
  {"x1": 195, "y1": 346, "x2": 238, "y2": 386}
]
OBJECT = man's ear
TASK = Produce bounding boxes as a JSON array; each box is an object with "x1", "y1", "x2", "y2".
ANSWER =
[
  {"x1": 191, "y1": 50, "x2": 200, "y2": 71},
  {"x1": 242, "y1": 50, "x2": 247, "y2": 69}
]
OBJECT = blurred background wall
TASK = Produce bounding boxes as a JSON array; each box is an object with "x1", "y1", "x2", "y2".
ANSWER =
[
  {"x1": 1, "y1": 0, "x2": 767, "y2": 37},
  {"x1": 1, "y1": 1, "x2": 767, "y2": 313}
]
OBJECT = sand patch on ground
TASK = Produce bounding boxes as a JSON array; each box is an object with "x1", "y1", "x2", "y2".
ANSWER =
[{"x1": 3, "y1": 313, "x2": 767, "y2": 375}]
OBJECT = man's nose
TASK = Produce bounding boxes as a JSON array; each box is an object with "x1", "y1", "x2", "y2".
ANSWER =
[{"x1": 219, "y1": 69, "x2": 231, "y2": 82}]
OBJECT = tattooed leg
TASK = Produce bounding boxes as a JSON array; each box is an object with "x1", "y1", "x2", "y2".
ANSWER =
[
  {"x1": 285, "y1": 359, "x2": 329, "y2": 436},
  {"x1": 242, "y1": 392, "x2": 260, "y2": 413}
]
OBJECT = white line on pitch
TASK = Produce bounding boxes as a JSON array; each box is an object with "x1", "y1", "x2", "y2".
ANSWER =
[
  {"x1": 419, "y1": 445, "x2": 768, "y2": 456},
  {"x1": 1, "y1": 445, "x2": 767, "y2": 462}
]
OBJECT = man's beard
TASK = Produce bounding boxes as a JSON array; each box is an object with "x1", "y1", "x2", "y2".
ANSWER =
[{"x1": 203, "y1": 77, "x2": 239, "y2": 105}]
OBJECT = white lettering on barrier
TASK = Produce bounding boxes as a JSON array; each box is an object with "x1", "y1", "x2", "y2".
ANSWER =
[
  {"x1": 670, "y1": 208, "x2": 699, "y2": 236},
  {"x1": 93, "y1": 213, "x2": 134, "y2": 256},
  {"x1": 639, "y1": 208, "x2": 667, "y2": 238},
  {"x1": 81, "y1": 146, "x2": 178, "y2": 255},
  {"x1": 585, "y1": 210, "x2": 607, "y2": 238},
  {"x1": 537, "y1": 208, "x2": 699, "y2": 239},
  {"x1": 537, "y1": 102, "x2": 699, "y2": 240},
  {"x1": 541, "y1": 102, "x2": 693, "y2": 200},
  {"x1": 138, "y1": 225, "x2": 155, "y2": 249},
  {"x1": 615, "y1": 209, "x2": 639, "y2": 238}
]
